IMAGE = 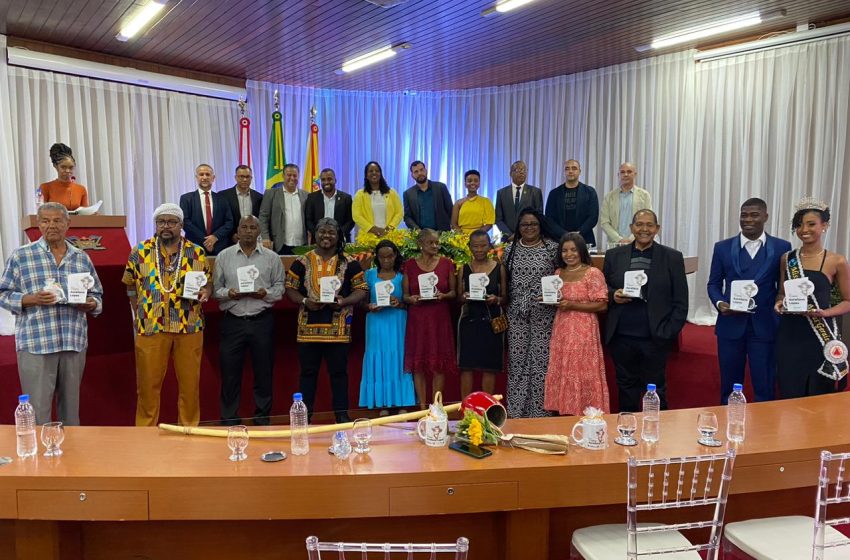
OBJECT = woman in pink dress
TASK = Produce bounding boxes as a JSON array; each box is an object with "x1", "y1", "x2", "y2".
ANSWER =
[{"x1": 544, "y1": 232, "x2": 610, "y2": 415}]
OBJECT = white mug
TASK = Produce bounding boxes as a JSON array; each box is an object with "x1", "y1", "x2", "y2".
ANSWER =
[
  {"x1": 417, "y1": 416, "x2": 448, "y2": 447},
  {"x1": 571, "y1": 418, "x2": 608, "y2": 450}
]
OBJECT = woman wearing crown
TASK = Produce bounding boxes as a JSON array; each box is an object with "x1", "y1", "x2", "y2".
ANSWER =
[{"x1": 774, "y1": 197, "x2": 850, "y2": 398}]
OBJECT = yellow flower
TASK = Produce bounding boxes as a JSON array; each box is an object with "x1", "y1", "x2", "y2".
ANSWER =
[{"x1": 467, "y1": 418, "x2": 484, "y2": 446}]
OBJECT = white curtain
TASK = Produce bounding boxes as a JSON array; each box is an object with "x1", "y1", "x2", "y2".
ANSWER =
[
  {"x1": 0, "y1": 38, "x2": 240, "y2": 250},
  {"x1": 2, "y1": 34, "x2": 848, "y2": 324},
  {"x1": 248, "y1": 37, "x2": 850, "y2": 323}
]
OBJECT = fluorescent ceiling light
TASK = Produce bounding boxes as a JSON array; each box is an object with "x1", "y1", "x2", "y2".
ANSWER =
[
  {"x1": 338, "y1": 43, "x2": 410, "y2": 74},
  {"x1": 7, "y1": 47, "x2": 246, "y2": 101},
  {"x1": 495, "y1": 0, "x2": 537, "y2": 13},
  {"x1": 650, "y1": 11, "x2": 763, "y2": 49},
  {"x1": 695, "y1": 21, "x2": 850, "y2": 62},
  {"x1": 116, "y1": 0, "x2": 166, "y2": 42}
]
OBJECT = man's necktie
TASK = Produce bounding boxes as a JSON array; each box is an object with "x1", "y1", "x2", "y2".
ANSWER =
[
  {"x1": 514, "y1": 187, "x2": 521, "y2": 208},
  {"x1": 204, "y1": 191, "x2": 213, "y2": 235}
]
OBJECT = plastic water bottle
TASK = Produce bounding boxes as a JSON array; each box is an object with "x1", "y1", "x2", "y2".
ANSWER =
[
  {"x1": 15, "y1": 394, "x2": 37, "y2": 458},
  {"x1": 641, "y1": 384, "x2": 661, "y2": 443},
  {"x1": 331, "y1": 431, "x2": 352, "y2": 459},
  {"x1": 35, "y1": 186, "x2": 44, "y2": 209},
  {"x1": 290, "y1": 393, "x2": 309, "y2": 455},
  {"x1": 727, "y1": 383, "x2": 747, "y2": 443}
]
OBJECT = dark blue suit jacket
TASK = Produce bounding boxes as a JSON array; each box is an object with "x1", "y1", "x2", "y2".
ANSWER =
[
  {"x1": 707, "y1": 233, "x2": 791, "y2": 340},
  {"x1": 179, "y1": 189, "x2": 234, "y2": 256},
  {"x1": 544, "y1": 182, "x2": 598, "y2": 245}
]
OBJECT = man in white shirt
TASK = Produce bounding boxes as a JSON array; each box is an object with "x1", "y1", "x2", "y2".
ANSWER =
[
  {"x1": 599, "y1": 162, "x2": 653, "y2": 246},
  {"x1": 259, "y1": 163, "x2": 309, "y2": 255}
]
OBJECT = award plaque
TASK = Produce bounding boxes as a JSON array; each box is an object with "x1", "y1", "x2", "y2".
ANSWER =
[
  {"x1": 181, "y1": 271, "x2": 208, "y2": 300},
  {"x1": 729, "y1": 280, "x2": 758, "y2": 312},
  {"x1": 375, "y1": 280, "x2": 394, "y2": 307},
  {"x1": 319, "y1": 276, "x2": 342, "y2": 303},
  {"x1": 623, "y1": 270, "x2": 648, "y2": 299},
  {"x1": 418, "y1": 272, "x2": 438, "y2": 300},
  {"x1": 468, "y1": 272, "x2": 489, "y2": 301},
  {"x1": 541, "y1": 275, "x2": 563, "y2": 304},
  {"x1": 66, "y1": 273, "x2": 94, "y2": 304},
  {"x1": 236, "y1": 265, "x2": 260, "y2": 293},
  {"x1": 783, "y1": 278, "x2": 814, "y2": 313}
]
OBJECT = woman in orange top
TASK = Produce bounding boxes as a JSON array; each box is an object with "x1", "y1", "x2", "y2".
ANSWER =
[{"x1": 40, "y1": 143, "x2": 89, "y2": 211}]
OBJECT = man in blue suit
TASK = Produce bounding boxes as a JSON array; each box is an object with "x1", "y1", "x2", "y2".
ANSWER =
[
  {"x1": 179, "y1": 163, "x2": 234, "y2": 256},
  {"x1": 707, "y1": 198, "x2": 791, "y2": 403},
  {"x1": 545, "y1": 159, "x2": 599, "y2": 246}
]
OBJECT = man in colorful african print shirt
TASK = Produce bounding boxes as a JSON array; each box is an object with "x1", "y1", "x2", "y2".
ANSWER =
[
  {"x1": 123, "y1": 203, "x2": 212, "y2": 427},
  {"x1": 285, "y1": 218, "x2": 368, "y2": 424}
]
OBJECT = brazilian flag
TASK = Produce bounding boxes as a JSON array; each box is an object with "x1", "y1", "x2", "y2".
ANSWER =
[{"x1": 265, "y1": 111, "x2": 286, "y2": 190}]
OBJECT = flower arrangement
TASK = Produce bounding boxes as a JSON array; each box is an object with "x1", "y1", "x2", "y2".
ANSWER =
[
  {"x1": 340, "y1": 229, "x2": 505, "y2": 268},
  {"x1": 455, "y1": 408, "x2": 502, "y2": 446}
]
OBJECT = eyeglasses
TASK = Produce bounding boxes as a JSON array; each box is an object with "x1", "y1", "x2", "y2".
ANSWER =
[
  {"x1": 155, "y1": 219, "x2": 181, "y2": 227},
  {"x1": 518, "y1": 222, "x2": 540, "y2": 228}
]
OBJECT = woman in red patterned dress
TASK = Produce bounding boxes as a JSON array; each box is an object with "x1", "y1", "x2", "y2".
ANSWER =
[{"x1": 544, "y1": 232, "x2": 610, "y2": 415}]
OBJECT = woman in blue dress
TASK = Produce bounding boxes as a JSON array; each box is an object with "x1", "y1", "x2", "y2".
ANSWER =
[{"x1": 359, "y1": 240, "x2": 416, "y2": 409}]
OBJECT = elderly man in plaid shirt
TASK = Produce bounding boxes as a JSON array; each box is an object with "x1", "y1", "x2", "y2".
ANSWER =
[{"x1": 0, "y1": 203, "x2": 103, "y2": 425}]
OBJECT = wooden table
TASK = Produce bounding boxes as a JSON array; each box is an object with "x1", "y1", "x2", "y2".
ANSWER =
[{"x1": 2, "y1": 391, "x2": 841, "y2": 560}]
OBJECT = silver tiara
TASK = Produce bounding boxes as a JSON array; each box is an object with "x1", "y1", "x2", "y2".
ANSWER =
[{"x1": 794, "y1": 196, "x2": 829, "y2": 213}]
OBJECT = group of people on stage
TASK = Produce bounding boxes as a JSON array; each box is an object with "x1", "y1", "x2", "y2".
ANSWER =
[{"x1": 1, "y1": 142, "x2": 848, "y2": 428}]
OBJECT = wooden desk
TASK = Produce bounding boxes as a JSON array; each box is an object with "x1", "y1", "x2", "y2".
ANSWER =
[{"x1": 0, "y1": 393, "x2": 847, "y2": 559}]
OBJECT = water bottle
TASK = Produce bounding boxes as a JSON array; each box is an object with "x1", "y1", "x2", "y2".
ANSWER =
[
  {"x1": 331, "y1": 431, "x2": 352, "y2": 459},
  {"x1": 15, "y1": 394, "x2": 37, "y2": 458},
  {"x1": 641, "y1": 384, "x2": 661, "y2": 443},
  {"x1": 727, "y1": 383, "x2": 747, "y2": 443},
  {"x1": 290, "y1": 392, "x2": 309, "y2": 455},
  {"x1": 35, "y1": 186, "x2": 44, "y2": 209}
]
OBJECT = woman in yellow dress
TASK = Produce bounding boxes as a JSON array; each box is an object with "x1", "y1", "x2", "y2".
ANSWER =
[
  {"x1": 352, "y1": 161, "x2": 403, "y2": 241},
  {"x1": 451, "y1": 170, "x2": 495, "y2": 234},
  {"x1": 39, "y1": 143, "x2": 90, "y2": 211}
]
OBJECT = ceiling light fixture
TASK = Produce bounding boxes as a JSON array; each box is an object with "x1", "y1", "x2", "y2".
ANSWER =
[
  {"x1": 337, "y1": 43, "x2": 411, "y2": 74},
  {"x1": 645, "y1": 10, "x2": 782, "y2": 50},
  {"x1": 482, "y1": 0, "x2": 538, "y2": 16},
  {"x1": 116, "y1": 0, "x2": 166, "y2": 42}
]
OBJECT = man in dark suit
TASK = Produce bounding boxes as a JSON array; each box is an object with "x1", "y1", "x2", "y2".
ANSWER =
[
  {"x1": 304, "y1": 168, "x2": 354, "y2": 242},
  {"x1": 220, "y1": 165, "x2": 263, "y2": 244},
  {"x1": 603, "y1": 209, "x2": 688, "y2": 412},
  {"x1": 402, "y1": 161, "x2": 453, "y2": 232},
  {"x1": 258, "y1": 163, "x2": 309, "y2": 255},
  {"x1": 179, "y1": 163, "x2": 234, "y2": 256},
  {"x1": 495, "y1": 160, "x2": 543, "y2": 242},
  {"x1": 545, "y1": 159, "x2": 599, "y2": 246},
  {"x1": 707, "y1": 198, "x2": 790, "y2": 404}
]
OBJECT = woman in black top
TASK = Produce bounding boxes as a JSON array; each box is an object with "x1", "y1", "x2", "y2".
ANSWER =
[{"x1": 775, "y1": 199, "x2": 850, "y2": 398}]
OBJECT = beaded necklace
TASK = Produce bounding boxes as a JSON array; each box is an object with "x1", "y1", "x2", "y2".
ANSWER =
[{"x1": 154, "y1": 236, "x2": 184, "y2": 294}]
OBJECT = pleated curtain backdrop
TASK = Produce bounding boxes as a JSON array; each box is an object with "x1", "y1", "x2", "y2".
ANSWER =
[{"x1": 1, "y1": 34, "x2": 849, "y2": 324}]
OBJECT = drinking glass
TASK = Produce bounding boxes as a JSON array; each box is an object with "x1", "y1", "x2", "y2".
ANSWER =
[
  {"x1": 697, "y1": 411, "x2": 722, "y2": 447},
  {"x1": 227, "y1": 425, "x2": 249, "y2": 461},
  {"x1": 614, "y1": 412, "x2": 637, "y2": 446},
  {"x1": 352, "y1": 418, "x2": 373, "y2": 454},
  {"x1": 41, "y1": 421, "x2": 64, "y2": 457}
]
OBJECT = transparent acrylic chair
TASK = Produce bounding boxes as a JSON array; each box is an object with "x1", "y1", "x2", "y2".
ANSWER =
[
  {"x1": 305, "y1": 536, "x2": 469, "y2": 559},
  {"x1": 570, "y1": 449, "x2": 736, "y2": 560},
  {"x1": 723, "y1": 449, "x2": 850, "y2": 559}
]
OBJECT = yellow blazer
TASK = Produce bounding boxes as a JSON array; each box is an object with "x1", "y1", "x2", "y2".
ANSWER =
[{"x1": 352, "y1": 189, "x2": 403, "y2": 232}]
